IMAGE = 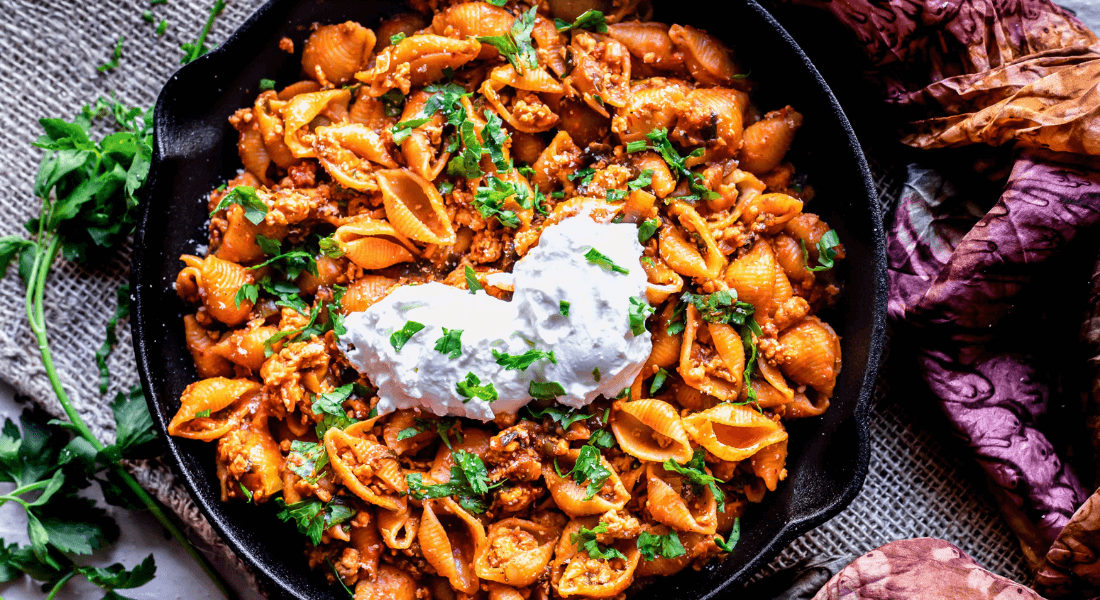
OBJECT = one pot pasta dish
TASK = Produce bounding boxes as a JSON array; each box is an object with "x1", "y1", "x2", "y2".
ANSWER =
[{"x1": 168, "y1": 2, "x2": 845, "y2": 598}]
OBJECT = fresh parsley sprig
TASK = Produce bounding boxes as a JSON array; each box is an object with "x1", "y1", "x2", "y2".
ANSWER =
[
  {"x1": 800, "y1": 230, "x2": 841, "y2": 272},
  {"x1": 1, "y1": 98, "x2": 233, "y2": 598},
  {"x1": 627, "y1": 128, "x2": 718, "y2": 201}
]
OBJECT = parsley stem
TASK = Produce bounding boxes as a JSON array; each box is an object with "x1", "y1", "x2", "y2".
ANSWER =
[
  {"x1": 24, "y1": 237, "x2": 238, "y2": 600},
  {"x1": 44, "y1": 570, "x2": 75, "y2": 600},
  {"x1": 188, "y1": 1, "x2": 223, "y2": 63},
  {"x1": 0, "y1": 478, "x2": 52, "y2": 506}
]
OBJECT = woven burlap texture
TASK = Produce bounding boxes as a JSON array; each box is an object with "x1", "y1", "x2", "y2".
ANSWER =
[{"x1": 0, "y1": 0, "x2": 1030, "y2": 595}]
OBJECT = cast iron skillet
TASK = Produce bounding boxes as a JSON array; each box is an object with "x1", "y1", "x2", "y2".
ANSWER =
[{"x1": 132, "y1": 1, "x2": 886, "y2": 597}]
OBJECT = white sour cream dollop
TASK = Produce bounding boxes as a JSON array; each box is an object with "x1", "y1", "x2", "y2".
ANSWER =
[{"x1": 339, "y1": 213, "x2": 651, "y2": 421}]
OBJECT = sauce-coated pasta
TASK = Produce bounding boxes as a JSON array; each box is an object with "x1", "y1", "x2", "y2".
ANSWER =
[{"x1": 171, "y1": 2, "x2": 845, "y2": 597}]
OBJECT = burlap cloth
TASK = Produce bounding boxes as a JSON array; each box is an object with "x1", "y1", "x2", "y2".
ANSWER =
[{"x1": 0, "y1": 0, "x2": 1032, "y2": 594}]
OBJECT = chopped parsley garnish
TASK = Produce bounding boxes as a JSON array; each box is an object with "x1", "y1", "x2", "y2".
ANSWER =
[
  {"x1": 456, "y1": 372, "x2": 498, "y2": 403},
  {"x1": 275, "y1": 497, "x2": 355, "y2": 545},
  {"x1": 528, "y1": 380, "x2": 566, "y2": 400},
  {"x1": 571, "y1": 522, "x2": 625, "y2": 560},
  {"x1": 402, "y1": 417, "x2": 462, "y2": 448},
  {"x1": 473, "y1": 176, "x2": 525, "y2": 227},
  {"x1": 156, "y1": 20, "x2": 169, "y2": 35},
  {"x1": 240, "y1": 482, "x2": 253, "y2": 502},
  {"x1": 433, "y1": 327, "x2": 463, "y2": 359},
  {"x1": 666, "y1": 301, "x2": 687, "y2": 335},
  {"x1": 628, "y1": 296, "x2": 653, "y2": 335},
  {"x1": 234, "y1": 282, "x2": 258, "y2": 308},
  {"x1": 142, "y1": 10, "x2": 155, "y2": 22},
  {"x1": 476, "y1": 5, "x2": 538, "y2": 72},
  {"x1": 465, "y1": 265, "x2": 484, "y2": 293},
  {"x1": 493, "y1": 348, "x2": 557, "y2": 371},
  {"x1": 390, "y1": 83, "x2": 468, "y2": 144},
  {"x1": 311, "y1": 384, "x2": 360, "y2": 438},
  {"x1": 736, "y1": 321, "x2": 763, "y2": 405},
  {"x1": 390, "y1": 321, "x2": 425, "y2": 352},
  {"x1": 396, "y1": 427, "x2": 420, "y2": 441},
  {"x1": 524, "y1": 404, "x2": 590, "y2": 430},
  {"x1": 632, "y1": 128, "x2": 717, "y2": 201},
  {"x1": 554, "y1": 9, "x2": 608, "y2": 33},
  {"x1": 318, "y1": 235, "x2": 344, "y2": 258},
  {"x1": 287, "y1": 440, "x2": 329, "y2": 483},
  {"x1": 391, "y1": 117, "x2": 431, "y2": 145},
  {"x1": 194, "y1": 409, "x2": 212, "y2": 418},
  {"x1": 681, "y1": 290, "x2": 754, "y2": 326},
  {"x1": 210, "y1": 185, "x2": 267, "y2": 224},
  {"x1": 663, "y1": 447, "x2": 725, "y2": 511},
  {"x1": 638, "y1": 530, "x2": 686, "y2": 561},
  {"x1": 559, "y1": 300, "x2": 571, "y2": 316},
  {"x1": 637, "y1": 218, "x2": 660, "y2": 243},
  {"x1": 628, "y1": 169, "x2": 653, "y2": 190},
  {"x1": 481, "y1": 112, "x2": 512, "y2": 173},
  {"x1": 649, "y1": 367, "x2": 670, "y2": 395},
  {"x1": 380, "y1": 90, "x2": 405, "y2": 117},
  {"x1": 584, "y1": 248, "x2": 629, "y2": 274},
  {"x1": 259, "y1": 78, "x2": 276, "y2": 91},
  {"x1": 591, "y1": 367, "x2": 600, "y2": 382},
  {"x1": 439, "y1": 181, "x2": 455, "y2": 195},
  {"x1": 606, "y1": 188, "x2": 627, "y2": 202},
  {"x1": 406, "y1": 450, "x2": 502, "y2": 514},
  {"x1": 568, "y1": 167, "x2": 596, "y2": 187},
  {"x1": 589, "y1": 427, "x2": 615, "y2": 449},
  {"x1": 641, "y1": 256, "x2": 656, "y2": 267},
  {"x1": 97, "y1": 36, "x2": 124, "y2": 72},
  {"x1": 390, "y1": 32, "x2": 406, "y2": 45},
  {"x1": 567, "y1": 444, "x2": 612, "y2": 500},
  {"x1": 715, "y1": 518, "x2": 740, "y2": 552},
  {"x1": 487, "y1": 0, "x2": 508, "y2": 5},
  {"x1": 574, "y1": 523, "x2": 628, "y2": 560},
  {"x1": 801, "y1": 230, "x2": 841, "y2": 272}
]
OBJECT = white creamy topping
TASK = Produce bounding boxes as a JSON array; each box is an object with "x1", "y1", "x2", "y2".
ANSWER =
[{"x1": 339, "y1": 213, "x2": 651, "y2": 421}]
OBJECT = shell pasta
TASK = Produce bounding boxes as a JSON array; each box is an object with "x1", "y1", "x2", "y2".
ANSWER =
[{"x1": 171, "y1": 2, "x2": 845, "y2": 598}]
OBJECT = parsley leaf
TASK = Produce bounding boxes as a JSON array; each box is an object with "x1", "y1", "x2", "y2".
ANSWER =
[
  {"x1": 649, "y1": 367, "x2": 670, "y2": 395},
  {"x1": 737, "y1": 322, "x2": 761, "y2": 405},
  {"x1": 233, "y1": 282, "x2": 258, "y2": 308},
  {"x1": 628, "y1": 169, "x2": 654, "y2": 190},
  {"x1": 681, "y1": 290, "x2": 754, "y2": 326},
  {"x1": 456, "y1": 372, "x2": 498, "y2": 403},
  {"x1": 559, "y1": 300, "x2": 570, "y2": 316},
  {"x1": 524, "y1": 404, "x2": 590, "y2": 430},
  {"x1": 584, "y1": 248, "x2": 629, "y2": 274},
  {"x1": 638, "y1": 218, "x2": 660, "y2": 244},
  {"x1": 434, "y1": 328, "x2": 463, "y2": 359},
  {"x1": 554, "y1": 9, "x2": 608, "y2": 33},
  {"x1": 97, "y1": 36, "x2": 124, "y2": 72},
  {"x1": 397, "y1": 427, "x2": 421, "y2": 441},
  {"x1": 528, "y1": 380, "x2": 566, "y2": 400},
  {"x1": 802, "y1": 230, "x2": 841, "y2": 272},
  {"x1": 465, "y1": 265, "x2": 484, "y2": 293},
  {"x1": 287, "y1": 440, "x2": 329, "y2": 483},
  {"x1": 259, "y1": 78, "x2": 276, "y2": 91},
  {"x1": 635, "y1": 128, "x2": 718, "y2": 200},
  {"x1": 474, "y1": 176, "x2": 523, "y2": 228},
  {"x1": 567, "y1": 444, "x2": 611, "y2": 500},
  {"x1": 493, "y1": 348, "x2": 557, "y2": 371},
  {"x1": 275, "y1": 498, "x2": 355, "y2": 545},
  {"x1": 210, "y1": 186, "x2": 267, "y2": 225},
  {"x1": 390, "y1": 321, "x2": 425, "y2": 352},
  {"x1": 663, "y1": 447, "x2": 725, "y2": 511},
  {"x1": 637, "y1": 530, "x2": 686, "y2": 561},
  {"x1": 589, "y1": 428, "x2": 614, "y2": 449},
  {"x1": 78, "y1": 553, "x2": 157, "y2": 589},
  {"x1": 715, "y1": 518, "x2": 740, "y2": 552},
  {"x1": 628, "y1": 296, "x2": 653, "y2": 336},
  {"x1": 478, "y1": 6, "x2": 538, "y2": 72},
  {"x1": 406, "y1": 450, "x2": 501, "y2": 513},
  {"x1": 570, "y1": 522, "x2": 625, "y2": 560}
]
